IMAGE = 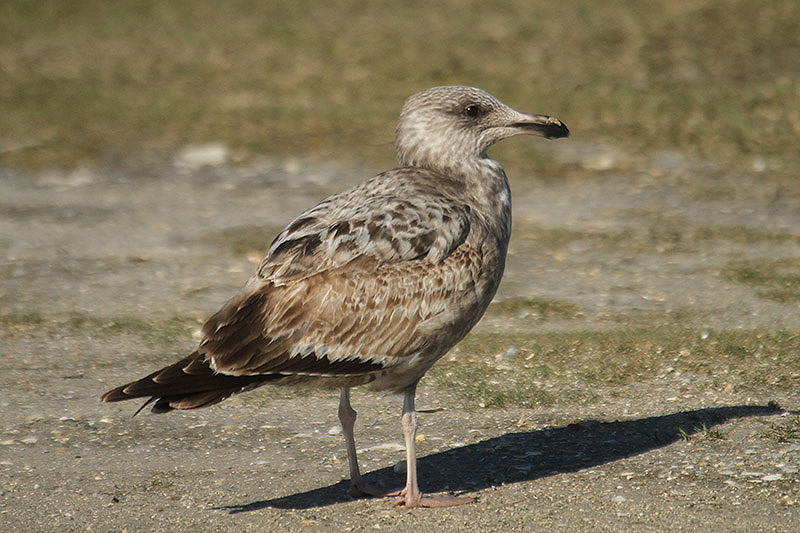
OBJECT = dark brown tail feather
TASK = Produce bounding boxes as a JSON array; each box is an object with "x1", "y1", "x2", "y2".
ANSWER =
[{"x1": 100, "y1": 352, "x2": 279, "y2": 414}]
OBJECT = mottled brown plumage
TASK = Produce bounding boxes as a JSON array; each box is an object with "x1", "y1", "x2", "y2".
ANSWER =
[{"x1": 101, "y1": 86, "x2": 568, "y2": 507}]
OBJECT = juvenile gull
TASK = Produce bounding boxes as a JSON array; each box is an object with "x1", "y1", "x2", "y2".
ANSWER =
[{"x1": 101, "y1": 86, "x2": 569, "y2": 507}]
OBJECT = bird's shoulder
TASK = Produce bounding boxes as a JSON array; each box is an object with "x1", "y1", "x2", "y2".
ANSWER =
[{"x1": 257, "y1": 167, "x2": 472, "y2": 282}]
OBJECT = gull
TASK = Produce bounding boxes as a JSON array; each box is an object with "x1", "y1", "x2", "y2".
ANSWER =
[{"x1": 101, "y1": 86, "x2": 569, "y2": 507}]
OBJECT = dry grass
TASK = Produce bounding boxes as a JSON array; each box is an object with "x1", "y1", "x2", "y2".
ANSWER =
[
  {"x1": 11, "y1": 307, "x2": 800, "y2": 410},
  {"x1": 762, "y1": 416, "x2": 800, "y2": 442},
  {"x1": 199, "y1": 224, "x2": 285, "y2": 256},
  {"x1": 429, "y1": 328, "x2": 800, "y2": 408},
  {"x1": 489, "y1": 297, "x2": 582, "y2": 320},
  {"x1": 0, "y1": 309, "x2": 196, "y2": 347},
  {"x1": 724, "y1": 259, "x2": 800, "y2": 302},
  {"x1": 1, "y1": 0, "x2": 798, "y2": 169}
]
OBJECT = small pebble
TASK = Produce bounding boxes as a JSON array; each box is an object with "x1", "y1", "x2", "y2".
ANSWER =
[{"x1": 174, "y1": 143, "x2": 229, "y2": 169}]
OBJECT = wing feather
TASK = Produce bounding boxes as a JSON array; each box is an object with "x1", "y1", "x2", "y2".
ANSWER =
[
  {"x1": 257, "y1": 168, "x2": 471, "y2": 282},
  {"x1": 202, "y1": 168, "x2": 478, "y2": 377}
]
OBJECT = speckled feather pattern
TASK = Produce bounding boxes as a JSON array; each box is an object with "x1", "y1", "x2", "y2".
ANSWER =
[{"x1": 101, "y1": 86, "x2": 568, "y2": 412}]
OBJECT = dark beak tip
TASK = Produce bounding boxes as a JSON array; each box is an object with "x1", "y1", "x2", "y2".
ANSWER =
[
  {"x1": 545, "y1": 119, "x2": 570, "y2": 140},
  {"x1": 514, "y1": 117, "x2": 570, "y2": 139}
]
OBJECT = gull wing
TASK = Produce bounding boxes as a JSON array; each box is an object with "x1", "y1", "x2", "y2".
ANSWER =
[{"x1": 202, "y1": 167, "x2": 474, "y2": 376}]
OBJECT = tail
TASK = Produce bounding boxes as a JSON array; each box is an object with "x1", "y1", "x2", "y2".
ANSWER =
[{"x1": 100, "y1": 351, "x2": 279, "y2": 414}]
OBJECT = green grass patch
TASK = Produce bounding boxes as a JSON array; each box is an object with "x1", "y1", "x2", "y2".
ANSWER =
[
  {"x1": 199, "y1": 224, "x2": 283, "y2": 256},
  {"x1": 723, "y1": 259, "x2": 800, "y2": 302},
  {"x1": 0, "y1": 310, "x2": 46, "y2": 337},
  {"x1": 1, "y1": 1, "x2": 798, "y2": 169},
  {"x1": 1, "y1": 309, "x2": 197, "y2": 347},
  {"x1": 516, "y1": 222, "x2": 800, "y2": 260},
  {"x1": 0, "y1": 309, "x2": 45, "y2": 327},
  {"x1": 489, "y1": 297, "x2": 581, "y2": 319},
  {"x1": 62, "y1": 314, "x2": 196, "y2": 345},
  {"x1": 430, "y1": 328, "x2": 800, "y2": 408},
  {"x1": 761, "y1": 416, "x2": 800, "y2": 443},
  {"x1": 429, "y1": 361, "x2": 559, "y2": 409}
]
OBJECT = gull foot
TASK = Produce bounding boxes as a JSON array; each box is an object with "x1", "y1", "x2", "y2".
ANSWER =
[{"x1": 393, "y1": 493, "x2": 475, "y2": 508}]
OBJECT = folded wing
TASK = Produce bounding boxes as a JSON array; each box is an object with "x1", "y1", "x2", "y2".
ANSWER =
[
  {"x1": 204, "y1": 168, "x2": 473, "y2": 376},
  {"x1": 102, "y1": 169, "x2": 476, "y2": 410}
]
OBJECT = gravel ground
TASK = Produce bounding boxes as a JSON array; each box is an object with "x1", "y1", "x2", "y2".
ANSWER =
[{"x1": 1, "y1": 143, "x2": 799, "y2": 531}]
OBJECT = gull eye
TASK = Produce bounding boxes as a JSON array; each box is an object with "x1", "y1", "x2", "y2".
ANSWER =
[{"x1": 464, "y1": 104, "x2": 481, "y2": 118}]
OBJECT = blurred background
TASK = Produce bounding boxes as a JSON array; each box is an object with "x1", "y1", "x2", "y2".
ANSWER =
[
  {"x1": 2, "y1": 0, "x2": 798, "y2": 172},
  {"x1": 3, "y1": 4, "x2": 800, "y2": 528}
]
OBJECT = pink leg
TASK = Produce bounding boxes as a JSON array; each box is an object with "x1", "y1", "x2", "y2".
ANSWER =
[
  {"x1": 338, "y1": 388, "x2": 398, "y2": 498},
  {"x1": 393, "y1": 387, "x2": 475, "y2": 508}
]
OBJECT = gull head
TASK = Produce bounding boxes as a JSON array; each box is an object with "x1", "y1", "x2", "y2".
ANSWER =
[{"x1": 395, "y1": 86, "x2": 569, "y2": 170}]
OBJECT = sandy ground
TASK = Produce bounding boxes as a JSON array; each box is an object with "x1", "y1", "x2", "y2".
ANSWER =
[{"x1": 2, "y1": 142, "x2": 800, "y2": 531}]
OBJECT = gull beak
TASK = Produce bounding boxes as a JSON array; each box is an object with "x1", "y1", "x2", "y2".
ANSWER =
[{"x1": 512, "y1": 113, "x2": 570, "y2": 139}]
